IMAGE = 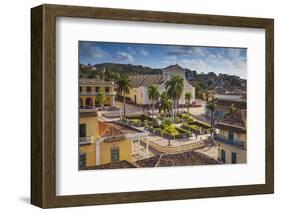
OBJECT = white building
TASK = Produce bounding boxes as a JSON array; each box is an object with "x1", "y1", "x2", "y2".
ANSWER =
[{"x1": 126, "y1": 64, "x2": 195, "y2": 105}]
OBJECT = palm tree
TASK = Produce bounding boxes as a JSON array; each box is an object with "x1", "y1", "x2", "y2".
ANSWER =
[
  {"x1": 165, "y1": 75, "x2": 184, "y2": 122},
  {"x1": 148, "y1": 84, "x2": 160, "y2": 121},
  {"x1": 228, "y1": 104, "x2": 238, "y2": 114},
  {"x1": 206, "y1": 101, "x2": 217, "y2": 135},
  {"x1": 96, "y1": 92, "x2": 107, "y2": 112},
  {"x1": 185, "y1": 92, "x2": 192, "y2": 115},
  {"x1": 117, "y1": 77, "x2": 132, "y2": 117},
  {"x1": 158, "y1": 92, "x2": 172, "y2": 119},
  {"x1": 164, "y1": 124, "x2": 178, "y2": 146}
]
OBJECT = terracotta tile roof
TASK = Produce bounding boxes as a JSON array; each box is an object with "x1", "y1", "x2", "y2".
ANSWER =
[
  {"x1": 162, "y1": 64, "x2": 186, "y2": 72},
  {"x1": 98, "y1": 122, "x2": 142, "y2": 140},
  {"x1": 80, "y1": 160, "x2": 137, "y2": 170},
  {"x1": 221, "y1": 111, "x2": 245, "y2": 127},
  {"x1": 215, "y1": 110, "x2": 247, "y2": 133},
  {"x1": 98, "y1": 122, "x2": 125, "y2": 138},
  {"x1": 136, "y1": 155, "x2": 161, "y2": 167},
  {"x1": 128, "y1": 75, "x2": 167, "y2": 88},
  {"x1": 137, "y1": 151, "x2": 219, "y2": 167}
]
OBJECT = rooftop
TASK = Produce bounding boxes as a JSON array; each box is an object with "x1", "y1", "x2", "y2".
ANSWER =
[
  {"x1": 98, "y1": 121, "x2": 146, "y2": 142},
  {"x1": 128, "y1": 75, "x2": 167, "y2": 88},
  {"x1": 80, "y1": 151, "x2": 219, "y2": 170},
  {"x1": 99, "y1": 122, "x2": 142, "y2": 137},
  {"x1": 137, "y1": 151, "x2": 219, "y2": 167},
  {"x1": 162, "y1": 64, "x2": 186, "y2": 73},
  {"x1": 80, "y1": 160, "x2": 136, "y2": 170},
  {"x1": 215, "y1": 110, "x2": 247, "y2": 133},
  {"x1": 215, "y1": 94, "x2": 246, "y2": 102}
]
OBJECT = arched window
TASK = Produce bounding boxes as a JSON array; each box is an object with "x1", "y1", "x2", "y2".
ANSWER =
[{"x1": 85, "y1": 97, "x2": 93, "y2": 108}]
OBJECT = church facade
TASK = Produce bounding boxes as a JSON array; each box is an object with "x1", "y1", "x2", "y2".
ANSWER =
[{"x1": 125, "y1": 64, "x2": 195, "y2": 106}]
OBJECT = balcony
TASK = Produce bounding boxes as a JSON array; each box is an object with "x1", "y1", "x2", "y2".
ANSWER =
[
  {"x1": 79, "y1": 108, "x2": 96, "y2": 113},
  {"x1": 80, "y1": 91, "x2": 116, "y2": 96},
  {"x1": 214, "y1": 135, "x2": 245, "y2": 149},
  {"x1": 79, "y1": 136, "x2": 94, "y2": 145}
]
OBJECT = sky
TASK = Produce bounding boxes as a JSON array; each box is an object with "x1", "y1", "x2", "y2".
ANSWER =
[{"x1": 79, "y1": 41, "x2": 247, "y2": 79}]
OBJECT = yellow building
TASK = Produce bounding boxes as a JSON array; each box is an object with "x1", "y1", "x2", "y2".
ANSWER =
[
  {"x1": 79, "y1": 111, "x2": 99, "y2": 167},
  {"x1": 79, "y1": 110, "x2": 148, "y2": 168},
  {"x1": 214, "y1": 110, "x2": 247, "y2": 164},
  {"x1": 202, "y1": 90, "x2": 215, "y2": 101},
  {"x1": 79, "y1": 78, "x2": 116, "y2": 109}
]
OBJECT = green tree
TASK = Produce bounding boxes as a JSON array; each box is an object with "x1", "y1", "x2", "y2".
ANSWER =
[
  {"x1": 164, "y1": 125, "x2": 178, "y2": 146},
  {"x1": 147, "y1": 84, "x2": 160, "y2": 121},
  {"x1": 117, "y1": 77, "x2": 132, "y2": 117},
  {"x1": 158, "y1": 92, "x2": 172, "y2": 120},
  {"x1": 182, "y1": 114, "x2": 192, "y2": 125},
  {"x1": 165, "y1": 75, "x2": 184, "y2": 122},
  {"x1": 206, "y1": 101, "x2": 217, "y2": 135},
  {"x1": 228, "y1": 104, "x2": 238, "y2": 114},
  {"x1": 185, "y1": 92, "x2": 193, "y2": 115},
  {"x1": 95, "y1": 92, "x2": 107, "y2": 112}
]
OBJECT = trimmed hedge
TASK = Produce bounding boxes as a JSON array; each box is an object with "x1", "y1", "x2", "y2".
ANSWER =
[
  {"x1": 189, "y1": 121, "x2": 211, "y2": 129},
  {"x1": 146, "y1": 126, "x2": 191, "y2": 139},
  {"x1": 176, "y1": 127, "x2": 192, "y2": 137},
  {"x1": 181, "y1": 124, "x2": 200, "y2": 134}
]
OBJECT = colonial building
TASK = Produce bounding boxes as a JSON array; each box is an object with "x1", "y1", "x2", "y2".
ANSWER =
[
  {"x1": 214, "y1": 110, "x2": 247, "y2": 164},
  {"x1": 79, "y1": 78, "x2": 116, "y2": 109},
  {"x1": 201, "y1": 90, "x2": 215, "y2": 101},
  {"x1": 124, "y1": 64, "x2": 195, "y2": 106},
  {"x1": 206, "y1": 95, "x2": 247, "y2": 121},
  {"x1": 79, "y1": 110, "x2": 148, "y2": 169}
]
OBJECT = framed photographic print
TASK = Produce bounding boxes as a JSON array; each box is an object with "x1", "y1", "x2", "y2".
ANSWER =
[{"x1": 31, "y1": 4, "x2": 274, "y2": 208}]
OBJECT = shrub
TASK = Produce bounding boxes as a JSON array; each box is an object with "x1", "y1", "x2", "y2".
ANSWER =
[
  {"x1": 190, "y1": 121, "x2": 211, "y2": 129},
  {"x1": 180, "y1": 114, "x2": 194, "y2": 123},
  {"x1": 181, "y1": 124, "x2": 200, "y2": 134},
  {"x1": 176, "y1": 127, "x2": 191, "y2": 138}
]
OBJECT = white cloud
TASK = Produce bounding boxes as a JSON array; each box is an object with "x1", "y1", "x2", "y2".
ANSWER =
[
  {"x1": 127, "y1": 47, "x2": 137, "y2": 55},
  {"x1": 90, "y1": 46, "x2": 111, "y2": 59},
  {"x1": 227, "y1": 48, "x2": 243, "y2": 59},
  {"x1": 179, "y1": 59, "x2": 208, "y2": 72},
  {"x1": 166, "y1": 46, "x2": 208, "y2": 57},
  {"x1": 161, "y1": 55, "x2": 177, "y2": 65},
  {"x1": 179, "y1": 57, "x2": 247, "y2": 79},
  {"x1": 140, "y1": 49, "x2": 149, "y2": 56},
  {"x1": 116, "y1": 52, "x2": 134, "y2": 62}
]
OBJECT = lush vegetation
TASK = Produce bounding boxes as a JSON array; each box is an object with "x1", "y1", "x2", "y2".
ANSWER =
[{"x1": 79, "y1": 63, "x2": 161, "y2": 81}]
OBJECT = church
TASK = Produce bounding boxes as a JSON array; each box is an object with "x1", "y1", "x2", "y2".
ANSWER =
[{"x1": 124, "y1": 64, "x2": 195, "y2": 106}]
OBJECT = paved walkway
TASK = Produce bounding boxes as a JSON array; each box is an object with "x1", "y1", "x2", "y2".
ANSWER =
[
  {"x1": 147, "y1": 133, "x2": 210, "y2": 147},
  {"x1": 144, "y1": 138, "x2": 206, "y2": 154}
]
